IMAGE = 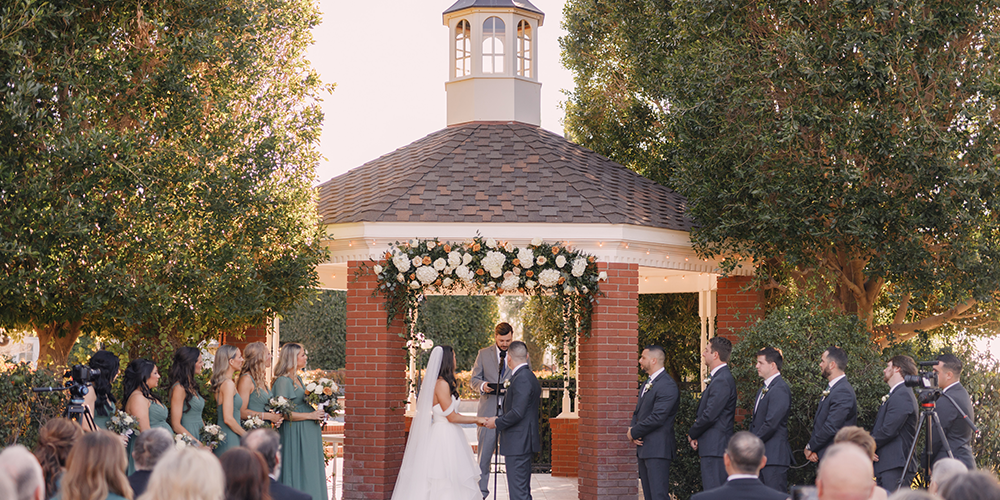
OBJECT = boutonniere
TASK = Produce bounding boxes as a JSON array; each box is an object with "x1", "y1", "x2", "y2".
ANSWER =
[
  {"x1": 704, "y1": 377, "x2": 712, "y2": 386},
  {"x1": 821, "y1": 389, "x2": 831, "y2": 399},
  {"x1": 761, "y1": 387, "x2": 770, "y2": 395},
  {"x1": 643, "y1": 379, "x2": 654, "y2": 393},
  {"x1": 881, "y1": 394, "x2": 890, "y2": 404},
  {"x1": 504, "y1": 380, "x2": 511, "y2": 390}
]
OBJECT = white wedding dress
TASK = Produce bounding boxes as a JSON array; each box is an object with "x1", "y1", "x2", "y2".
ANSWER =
[{"x1": 391, "y1": 347, "x2": 481, "y2": 500}]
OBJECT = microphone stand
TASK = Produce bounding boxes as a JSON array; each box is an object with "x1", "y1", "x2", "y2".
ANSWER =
[{"x1": 492, "y1": 349, "x2": 506, "y2": 500}]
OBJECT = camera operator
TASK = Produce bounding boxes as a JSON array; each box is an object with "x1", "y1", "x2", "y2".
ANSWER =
[{"x1": 931, "y1": 354, "x2": 975, "y2": 470}]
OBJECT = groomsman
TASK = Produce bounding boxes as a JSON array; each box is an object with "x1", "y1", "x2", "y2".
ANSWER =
[
  {"x1": 688, "y1": 337, "x2": 737, "y2": 490},
  {"x1": 805, "y1": 346, "x2": 857, "y2": 462},
  {"x1": 749, "y1": 347, "x2": 792, "y2": 493},
  {"x1": 469, "y1": 323, "x2": 514, "y2": 498},
  {"x1": 870, "y1": 355, "x2": 919, "y2": 491},
  {"x1": 931, "y1": 353, "x2": 976, "y2": 470},
  {"x1": 628, "y1": 345, "x2": 680, "y2": 500}
]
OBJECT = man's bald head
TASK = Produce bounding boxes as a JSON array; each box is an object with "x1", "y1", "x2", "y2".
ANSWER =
[
  {"x1": 0, "y1": 445, "x2": 44, "y2": 500},
  {"x1": 816, "y1": 443, "x2": 875, "y2": 500}
]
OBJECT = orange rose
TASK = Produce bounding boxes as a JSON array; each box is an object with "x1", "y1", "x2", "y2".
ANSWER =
[
  {"x1": 557, "y1": 277, "x2": 566, "y2": 285},
  {"x1": 512, "y1": 258, "x2": 520, "y2": 266},
  {"x1": 422, "y1": 256, "x2": 432, "y2": 265},
  {"x1": 473, "y1": 243, "x2": 481, "y2": 252},
  {"x1": 410, "y1": 273, "x2": 416, "y2": 280},
  {"x1": 525, "y1": 270, "x2": 534, "y2": 278},
  {"x1": 434, "y1": 279, "x2": 442, "y2": 286},
  {"x1": 476, "y1": 268, "x2": 485, "y2": 276},
  {"x1": 323, "y1": 387, "x2": 334, "y2": 396},
  {"x1": 444, "y1": 244, "x2": 451, "y2": 252},
  {"x1": 385, "y1": 251, "x2": 393, "y2": 260},
  {"x1": 552, "y1": 247, "x2": 560, "y2": 254},
  {"x1": 588, "y1": 256, "x2": 595, "y2": 263}
]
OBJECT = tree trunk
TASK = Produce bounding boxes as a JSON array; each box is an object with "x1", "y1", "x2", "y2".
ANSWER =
[{"x1": 35, "y1": 321, "x2": 83, "y2": 366}]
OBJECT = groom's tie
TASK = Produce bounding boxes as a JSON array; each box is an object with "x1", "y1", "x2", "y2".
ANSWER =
[{"x1": 499, "y1": 349, "x2": 507, "y2": 379}]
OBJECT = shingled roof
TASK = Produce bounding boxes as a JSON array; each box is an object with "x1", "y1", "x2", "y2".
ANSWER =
[
  {"x1": 317, "y1": 122, "x2": 693, "y2": 232},
  {"x1": 443, "y1": 0, "x2": 544, "y2": 15}
]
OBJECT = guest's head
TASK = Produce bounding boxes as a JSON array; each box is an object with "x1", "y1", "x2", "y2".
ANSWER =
[
  {"x1": 169, "y1": 347, "x2": 204, "y2": 413},
  {"x1": 494, "y1": 322, "x2": 513, "y2": 351},
  {"x1": 756, "y1": 347, "x2": 783, "y2": 379},
  {"x1": 929, "y1": 458, "x2": 967, "y2": 494},
  {"x1": 934, "y1": 353, "x2": 963, "y2": 388},
  {"x1": 816, "y1": 443, "x2": 875, "y2": 500},
  {"x1": 137, "y1": 447, "x2": 224, "y2": 500},
  {"x1": 0, "y1": 466, "x2": 15, "y2": 500},
  {"x1": 219, "y1": 448, "x2": 271, "y2": 500},
  {"x1": 32, "y1": 418, "x2": 82, "y2": 497},
  {"x1": 88, "y1": 350, "x2": 120, "y2": 417},
  {"x1": 240, "y1": 342, "x2": 271, "y2": 394},
  {"x1": 507, "y1": 341, "x2": 528, "y2": 366},
  {"x1": 0, "y1": 445, "x2": 45, "y2": 500},
  {"x1": 723, "y1": 431, "x2": 767, "y2": 475},
  {"x1": 122, "y1": 358, "x2": 161, "y2": 404},
  {"x1": 60, "y1": 430, "x2": 132, "y2": 500},
  {"x1": 937, "y1": 470, "x2": 1000, "y2": 500},
  {"x1": 273, "y1": 343, "x2": 305, "y2": 380},
  {"x1": 704, "y1": 337, "x2": 732, "y2": 368},
  {"x1": 240, "y1": 429, "x2": 281, "y2": 478},
  {"x1": 822, "y1": 346, "x2": 848, "y2": 379},
  {"x1": 211, "y1": 345, "x2": 243, "y2": 392},
  {"x1": 883, "y1": 355, "x2": 917, "y2": 386},
  {"x1": 132, "y1": 428, "x2": 174, "y2": 472},
  {"x1": 886, "y1": 490, "x2": 936, "y2": 500},
  {"x1": 834, "y1": 426, "x2": 877, "y2": 461},
  {"x1": 640, "y1": 345, "x2": 666, "y2": 375}
]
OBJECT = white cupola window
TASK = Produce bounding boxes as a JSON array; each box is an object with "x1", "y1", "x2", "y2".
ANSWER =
[
  {"x1": 517, "y1": 20, "x2": 532, "y2": 78},
  {"x1": 455, "y1": 20, "x2": 471, "y2": 77},
  {"x1": 482, "y1": 17, "x2": 505, "y2": 74}
]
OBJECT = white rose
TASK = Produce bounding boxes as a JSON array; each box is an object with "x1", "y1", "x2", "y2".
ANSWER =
[
  {"x1": 455, "y1": 265, "x2": 473, "y2": 281},
  {"x1": 512, "y1": 267, "x2": 521, "y2": 276},
  {"x1": 373, "y1": 264, "x2": 383, "y2": 274},
  {"x1": 581, "y1": 286, "x2": 589, "y2": 293},
  {"x1": 462, "y1": 253, "x2": 473, "y2": 265},
  {"x1": 427, "y1": 241, "x2": 436, "y2": 249},
  {"x1": 331, "y1": 382, "x2": 339, "y2": 392},
  {"x1": 397, "y1": 273, "x2": 405, "y2": 283},
  {"x1": 571, "y1": 257, "x2": 587, "y2": 277},
  {"x1": 392, "y1": 255, "x2": 411, "y2": 273},
  {"x1": 420, "y1": 339, "x2": 434, "y2": 350},
  {"x1": 517, "y1": 248, "x2": 534, "y2": 268},
  {"x1": 416, "y1": 266, "x2": 439, "y2": 284},
  {"x1": 503, "y1": 241, "x2": 514, "y2": 252},
  {"x1": 320, "y1": 378, "x2": 331, "y2": 384},
  {"x1": 525, "y1": 280, "x2": 536, "y2": 289},
  {"x1": 306, "y1": 383, "x2": 317, "y2": 392},
  {"x1": 314, "y1": 387, "x2": 324, "y2": 395},
  {"x1": 448, "y1": 251, "x2": 462, "y2": 267},
  {"x1": 531, "y1": 237, "x2": 543, "y2": 246},
  {"x1": 486, "y1": 238, "x2": 497, "y2": 248},
  {"x1": 598, "y1": 271, "x2": 608, "y2": 281},
  {"x1": 538, "y1": 269, "x2": 561, "y2": 287},
  {"x1": 556, "y1": 255, "x2": 567, "y2": 268},
  {"x1": 536, "y1": 256, "x2": 547, "y2": 266},
  {"x1": 433, "y1": 258, "x2": 446, "y2": 271},
  {"x1": 278, "y1": 397, "x2": 288, "y2": 404},
  {"x1": 490, "y1": 268, "x2": 502, "y2": 278},
  {"x1": 410, "y1": 280, "x2": 421, "y2": 289},
  {"x1": 442, "y1": 277, "x2": 454, "y2": 287},
  {"x1": 501, "y1": 275, "x2": 520, "y2": 291},
  {"x1": 411, "y1": 256, "x2": 422, "y2": 268}
]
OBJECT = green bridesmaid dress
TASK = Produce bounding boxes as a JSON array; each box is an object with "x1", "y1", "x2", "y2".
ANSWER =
[
  {"x1": 214, "y1": 391, "x2": 243, "y2": 457},
  {"x1": 127, "y1": 400, "x2": 172, "y2": 475},
  {"x1": 176, "y1": 384, "x2": 205, "y2": 439},
  {"x1": 245, "y1": 375, "x2": 272, "y2": 417},
  {"x1": 91, "y1": 401, "x2": 115, "y2": 431},
  {"x1": 274, "y1": 375, "x2": 328, "y2": 500}
]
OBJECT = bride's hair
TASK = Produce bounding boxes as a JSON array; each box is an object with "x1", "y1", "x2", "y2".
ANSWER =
[{"x1": 438, "y1": 345, "x2": 459, "y2": 399}]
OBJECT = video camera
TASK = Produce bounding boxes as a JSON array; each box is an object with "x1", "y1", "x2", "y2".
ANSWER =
[
  {"x1": 903, "y1": 360, "x2": 941, "y2": 405},
  {"x1": 32, "y1": 365, "x2": 101, "y2": 399}
]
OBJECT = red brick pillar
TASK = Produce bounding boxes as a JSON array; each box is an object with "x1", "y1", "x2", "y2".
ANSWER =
[
  {"x1": 224, "y1": 323, "x2": 270, "y2": 353},
  {"x1": 343, "y1": 261, "x2": 407, "y2": 500},
  {"x1": 578, "y1": 262, "x2": 639, "y2": 499},
  {"x1": 715, "y1": 276, "x2": 763, "y2": 343},
  {"x1": 550, "y1": 414, "x2": 579, "y2": 477}
]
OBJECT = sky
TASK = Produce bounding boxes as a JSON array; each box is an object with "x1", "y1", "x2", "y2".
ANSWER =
[{"x1": 307, "y1": 0, "x2": 574, "y2": 185}]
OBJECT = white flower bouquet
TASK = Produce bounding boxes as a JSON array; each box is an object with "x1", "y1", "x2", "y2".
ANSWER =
[
  {"x1": 174, "y1": 433, "x2": 199, "y2": 449},
  {"x1": 199, "y1": 424, "x2": 226, "y2": 450},
  {"x1": 266, "y1": 396, "x2": 296, "y2": 419},
  {"x1": 106, "y1": 410, "x2": 140, "y2": 440},
  {"x1": 305, "y1": 378, "x2": 340, "y2": 417},
  {"x1": 242, "y1": 415, "x2": 267, "y2": 430}
]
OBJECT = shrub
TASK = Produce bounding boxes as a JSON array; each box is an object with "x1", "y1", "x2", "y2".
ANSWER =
[
  {"x1": 0, "y1": 362, "x2": 66, "y2": 448},
  {"x1": 280, "y1": 290, "x2": 347, "y2": 370}
]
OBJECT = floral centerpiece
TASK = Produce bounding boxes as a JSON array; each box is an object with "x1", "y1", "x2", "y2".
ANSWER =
[
  {"x1": 266, "y1": 396, "x2": 295, "y2": 419},
  {"x1": 242, "y1": 415, "x2": 267, "y2": 430},
  {"x1": 105, "y1": 410, "x2": 140, "y2": 440},
  {"x1": 199, "y1": 424, "x2": 226, "y2": 450},
  {"x1": 305, "y1": 378, "x2": 340, "y2": 418},
  {"x1": 174, "y1": 433, "x2": 199, "y2": 449}
]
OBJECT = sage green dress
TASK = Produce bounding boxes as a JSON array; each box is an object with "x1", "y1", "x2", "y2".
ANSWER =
[
  {"x1": 91, "y1": 401, "x2": 115, "y2": 431},
  {"x1": 274, "y1": 375, "x2": 328, "y2": 500},
  {"x1": 214, "y1": 391, "x2": 243, "y2": 457},
  {"x1": 245, "y1": 375, "x2": 272, "y2": 417},
  {"x1": 175, "y1": 384, "x2": 205, "y2": 439},
  {"x1": 127, "y1": 400, "x2": 172, "y2": 475}
]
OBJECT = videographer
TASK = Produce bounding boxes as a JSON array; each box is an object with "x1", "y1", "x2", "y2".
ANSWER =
[{"x1": 931, "y1": 354, "x2": 975, "y2": 470}]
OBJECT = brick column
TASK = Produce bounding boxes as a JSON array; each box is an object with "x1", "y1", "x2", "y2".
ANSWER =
[
  {"x1": 550, "y1": 414, "x2": 579, "y2": 477},
  {"x1": 343, "y1": 261, "x2": 407, "y2": 500},
  {"x1": 224, "y1": 323, "x2": 270, "y2": 353},
  {"x1": 578, "y1": 262, "x2": 639, "y2": 499},
  {"x1": 715, "y1": 276, "x2": 763, "y2": 343}
]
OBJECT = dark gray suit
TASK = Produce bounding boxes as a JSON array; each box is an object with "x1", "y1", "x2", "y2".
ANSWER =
[
  {"x1": 688, "y1": 365, "x2": 737, "y2": 490},
  {"x1": 495, "y1": 364, "x2": 541, "y2": 500},
  {"x1": 931, "y1": 382, "x2": 975, "y2": 470},
  {"x1": 691, "y1": 478, "x2": 789, "y2": 500},
  {"x1": 750, "y1": 374, "x2": 792, "y2": 493},
  {"x1": 871, "y1": 383, "x2": 918, "y2": 490},
  {"x1": 269, "y1": 478, "x2": 313, "y2": 500},
  {"x1": 631, "y1": 370, "x2": 680, "y2": 500},
  {"x1": 808, "y1": 376, "x2": 857, "y2": 459},
  {"x1": 470, "y1": 344, "x2": 512, "y2": 496}
]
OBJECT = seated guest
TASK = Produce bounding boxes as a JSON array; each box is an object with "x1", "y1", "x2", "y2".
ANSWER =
[
  {"x1": 0, "y1": 445, "x2": 46, "y2": 500},
  {"x1": 59, "y1": 430, "x2": 132, "y2": 500},
  {"x1": 220, "y1": 448, "x2": 271, "y2": 500},
  {"x1": 928, "y1": 458, "x2": 966, "y2": 495},
  {"x1": 0, "y1": 466, "x2": 16, "y2": 499},
  {"x1": 136, "y1": 447, "x2": 223, "y2": 500},
  {"x1": 691, "y1": 432, "x2": 786, "y2": 500},
  {"x1": 241, "y1": 429, "x2": 311, "y2": 500},
  {"x1": 816, "y1": 443, "x2": 876, "y2": 500},
  {"x1": 33, "y1": 418, "x2": 82, "y2": 499},
  {"x1": 937, "y1": 470, "x2": 1000, "y2": 500},
  {"x1": 834, "y1": 427, "x2": 887, "y2": 500},
  {"x1": 886, "y1": 491, "x2": 935, "y2": 500},
  {"x1": 128, "y1": 428, "x2": 173, "y2": 498}
]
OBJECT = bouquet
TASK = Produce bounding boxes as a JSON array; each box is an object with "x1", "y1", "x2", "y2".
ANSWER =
[
  {"x1": 305, "y1": 378, "x2": 340, "y2": 418},
  {"x1": 105, "y1": 411, "x2": 140, "y2": 440},
  {"x1": 174, "y1": 433, "x2": 199, "y2": 449},
  {"x1": 242, "y1": 415, "x2": 267, "y2": 430},
  {"x1": 265, "y1": 396, "x2": 295, "y2": 419},
  {"x1": 199, "y1": 424, "x2": 226, "y2": 450}
]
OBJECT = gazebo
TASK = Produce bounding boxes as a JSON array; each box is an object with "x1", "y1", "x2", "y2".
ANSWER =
[{"x1": 314, "y1": 1, "x2": 760, "y2": 498}]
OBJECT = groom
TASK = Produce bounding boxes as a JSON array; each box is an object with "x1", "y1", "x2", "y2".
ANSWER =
[{"x1": 486, "y1": 341, "x2": 540, "y2": 500}]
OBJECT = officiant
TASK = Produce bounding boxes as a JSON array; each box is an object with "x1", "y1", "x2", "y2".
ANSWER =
[{"x1": 469, "y1": 322, "x2": 514, "y2": 498}]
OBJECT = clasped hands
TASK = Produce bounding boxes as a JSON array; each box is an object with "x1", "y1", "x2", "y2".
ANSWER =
[{"x1": 479, "y1": 417, "x2": 498, "y2": 429}]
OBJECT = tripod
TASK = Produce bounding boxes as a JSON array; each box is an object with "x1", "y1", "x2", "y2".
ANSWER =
[
  {"x1": 491, "y1": 350, "x2": 507, "y2": 500},
  {"x1": 897, "y1": 396, "x2": 951, "y2": 490},
  {"x1": 33, "y1": 383, "x2": 97, "y2": 430}
]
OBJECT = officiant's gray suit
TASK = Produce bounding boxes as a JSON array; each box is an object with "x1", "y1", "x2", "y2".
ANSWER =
[{"x1": 470, "y1": 344, "x2": 512, "y2": 497}]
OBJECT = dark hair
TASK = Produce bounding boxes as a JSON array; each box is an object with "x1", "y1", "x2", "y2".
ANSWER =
[
  {"x1": 936, "y1": 353, "x2": 963, "y2": 376},
  {"x1": 643, "y1": 345, "x2": 666, "y2": 364},
  {"x1": 438, "y1": 345, "x2": 459, "y2": 400},
  {"x1": 33, "y1": 418, "x2": 83, "y2": 497},
  {"x1": 725, "y1": 431, "x2": 765, "y2": 474},
  {"x1": 890, "y1": 355, "x2": 918, "y2": 377},
  {"x1": 495, "y1": 322, "x2": 513, "y2": 337},
  {"x1": 220, "y1": 448, "x2": 272, "y2": 500},
  {"x1": 241, "y1": 429, "x2": 281, "y2": 474},
  {"x1": 168, "y1": 347, "x2": 202, "y2": 413},
  {"x1": 88, "y1": 350, "x2": 120, "y2": 417},
  {"x1": 709, "y1": 337, "x2": 733, "y2": 362},
  {"x1": 122, "y1": 358, "x2": 160, "y2": 404},
  {"x1": 825, "y1": 346, "x2": 848, "y2": 371},
  {"x1": 756, "y1": 347, "x2": 783, "y2": 371},
  {"x1": 938, "y1": 470, "x2": 1000, "y2": 500}
]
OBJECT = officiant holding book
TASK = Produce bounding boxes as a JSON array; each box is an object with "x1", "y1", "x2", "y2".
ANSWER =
[{"x1": 469, "y1": 322, "x2": 514, "y2": 498}]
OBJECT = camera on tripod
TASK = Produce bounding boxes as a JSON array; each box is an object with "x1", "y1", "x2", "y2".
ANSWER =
[
  {"x1": 32, "y1": 365, "x2": 102, "y2": 428},
  {"x1": 903, "y1": 361, "x2": 940, "y2": 405}
]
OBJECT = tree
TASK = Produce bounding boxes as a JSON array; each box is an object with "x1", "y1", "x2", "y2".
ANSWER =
[
  {"x1": 1, "y1": 0, "x2": 328, "y2": 363},
  {"x1": 279, "y1": 290, "x2": 347, "y2": 370},
  {"x1": 638, "y1": 293, "x2": 700, "y2": 386},
  {"x1": 414, "y1": 295, "x2": 498, "y2": 372},
  {"x1": 562, "y1": 0, "x2": 1000, "y2": 343}
]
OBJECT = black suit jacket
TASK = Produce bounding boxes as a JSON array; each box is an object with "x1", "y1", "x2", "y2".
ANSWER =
[
  {"x1": 128, "y1": 470, "x2": 152, "y2": 498},
  {"x1": 808, "y1": 376, "x2": 858, "y2": 458},
  {"x1": 688, "y1": 365, "x2": 737, "y2": 457},
  {"x1": 630, "y1": 370, "x2": 680, "y2": 460},
  {"x1": 495, "y1": 364, "x2": 541, "y2": 456},
  {"x1": 871, "y1": 384, "x2": 918, "y2": 474},
  {"x1": 931, "y1": 382, "x2": 975, "y2": 469},
  {"x1": 750, "y1": 374, "x2": 792, "y2": 466},
  {"x1": 691, "y1": 477, "x2": 789, "y2": 500},
  {"x1": 269, "y1": 477, "x2": 312, "y2": 500}
]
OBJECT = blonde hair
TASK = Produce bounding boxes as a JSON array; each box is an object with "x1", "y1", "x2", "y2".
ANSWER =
[
  {"x1": 211, "y1": 345, "x2": 240, "y2": 393},
  {"x1": 240, "y1": 342, "x2": 270, "y2": 396},
  {"x1": 61, "y1": 430, "x2": 132, "y2": 500},
  {"x1": 272, "y1": 343, "x2": 303, "y2": 388},
  {"x1": 137, "y1": 447, "x2": 224, "y2": 500}
]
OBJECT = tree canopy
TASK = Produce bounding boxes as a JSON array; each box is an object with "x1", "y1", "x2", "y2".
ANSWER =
[
  {"x1": 1, "y1": 0, "x2": 328, "y2": 362},
  {"x1": 563, "y1": 0, "x2": 1000, "y2": 342}
]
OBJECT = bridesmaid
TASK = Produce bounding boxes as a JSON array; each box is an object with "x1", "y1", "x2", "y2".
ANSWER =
[
  {"x1": 237, "y1": 341, "x2": 283, "y2": 427},
  {"x1": 84, "y1": 350, "x2": 120, "y2": 432},
  {"x1": 169, "y1": 346, "x2": 206, "y2": 441},
  {"x1": 211, "y1": 345, "x2": 245, "y2": 456},
  {"x1": 123, "y1": 358, "x2": 172, "y2": 474},
  {"x1": 272, "y1": 343, "x2": 328, "y2": 500}
]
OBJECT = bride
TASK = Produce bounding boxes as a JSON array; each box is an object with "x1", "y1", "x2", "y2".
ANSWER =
[{"x1": 392, "y1": 345, "x2": 486, "y2": 500}]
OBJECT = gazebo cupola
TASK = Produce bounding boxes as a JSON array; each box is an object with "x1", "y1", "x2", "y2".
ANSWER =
[{"x1": 443, "y1": 0, "x2": 544, "y2": 126}]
